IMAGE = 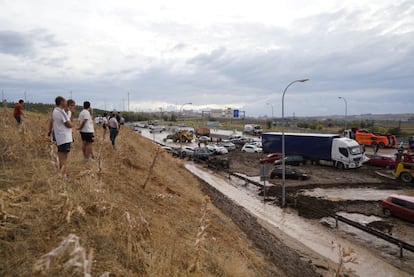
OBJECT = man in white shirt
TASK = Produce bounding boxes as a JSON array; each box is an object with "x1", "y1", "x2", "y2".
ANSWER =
[
  {"x1": 52, "y1": 96, "x2": 74, "y2": 174},
  {"x1": 78, "y1": 101, "x2": 95, "y2": 160}
]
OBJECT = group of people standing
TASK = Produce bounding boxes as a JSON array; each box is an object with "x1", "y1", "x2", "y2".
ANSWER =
[
  {"x1": 12, "y1": 95, "x2": 121, "y2": 177},
  {"x1": 47, "y1": 96, "x2": 95, "y2": 176},
  {"x1": 99, "y1": 111, "x2": 121, "y2": 148},
  {"x1": 47, "y1": 96, "x2": 120, "y2": 177}
]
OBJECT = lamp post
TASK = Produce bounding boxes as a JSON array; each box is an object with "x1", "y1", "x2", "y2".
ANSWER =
[
  {"x1": 179, "y1": 102, "x2": 192, "y2": 158},
  {"x1": 281, "y1": 78, "x2": 309, "y2": 207},
  {"x1": 338, "y1": 96, "x2": 347, "y2": 130},
  {"x1": 266, "y1": 102, "x2": 274, "y2": 129},
  {"x1": 180, "y1": 102, "x2": 192, "y2": 118}
]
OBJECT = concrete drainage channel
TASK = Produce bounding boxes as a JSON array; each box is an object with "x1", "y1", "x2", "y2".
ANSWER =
[{"x1": 194, "y1": 172, "x2": 318, "y2": 276}]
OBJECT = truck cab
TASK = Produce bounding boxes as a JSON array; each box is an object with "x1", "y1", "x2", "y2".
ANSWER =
[
  {"x1": 244, "y1": 124, "x2": 263, "y2": 136},
  {"x1": 331, "y1": 137, "x2": 364, "y2": 169}
]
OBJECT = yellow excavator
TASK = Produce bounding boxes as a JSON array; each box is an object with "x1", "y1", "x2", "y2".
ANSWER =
[{"x1": 164, "y1": 131, "x2": 194, "y2": 143}]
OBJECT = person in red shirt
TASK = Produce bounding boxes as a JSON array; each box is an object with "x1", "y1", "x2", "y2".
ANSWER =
[{"x1": 13, "y1": 99, "x2": 24, "y2": 126}]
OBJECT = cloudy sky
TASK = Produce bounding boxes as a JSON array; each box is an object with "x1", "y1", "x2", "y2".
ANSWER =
[{"x1": 0, "y1": 0, "x2": 413, "y2": 117}]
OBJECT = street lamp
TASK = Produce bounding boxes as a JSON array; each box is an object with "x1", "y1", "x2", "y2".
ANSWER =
[
  {"x1": 338, "y1": 97, "x2": 347, "y2": 130},
  {"x1": 266, "y1": 102, "x2": 274, "y2": 128},
  {"x1": 179, "y1": 102, "x2": 192, "y2": 158},
  {"x1": 180, "y1": 102, "x2": 192, "y2": 118},
  {"x1": 281, "y1": 78, "x2": 309, "y2": 208}
]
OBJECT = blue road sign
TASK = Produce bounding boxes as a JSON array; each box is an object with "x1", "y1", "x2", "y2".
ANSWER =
[{"x1": 233, "y1": 109, "x2": 239, "y2": 118}]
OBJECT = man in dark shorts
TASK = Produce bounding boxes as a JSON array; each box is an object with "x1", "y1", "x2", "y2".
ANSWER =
[
  {"x1": 52, "y1": 96, "x2": 73, "y2": 175},
  {"x1": 78, "y1": 101, "x2": 95, "y2": 160},
  {"x1": 13, "y1": 99, "x2": 24, "y2": 126}
]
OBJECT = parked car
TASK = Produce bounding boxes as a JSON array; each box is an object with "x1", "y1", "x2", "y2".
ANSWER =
[
  {"x1": 206, "y1": 144, "x2": 228, "y2": 155},
  {"x1": 247, "y1": 140, "x2": 262, "y2": 147},
  {"x1": 180, "y1": 146, "x2": 195, "y2": 157},
  {"x1": 364, "y1": 154, "x2": 396, "y2": 169},
  {"x1": 207, "y1": 157, "x2": 230, "y2": 170},
  {"x1": 218, "y1": 140, "x2": 236, "y2": 151},
  {"x1": 149, "y1": 126, "x2": 164, "y2": 133},
  {"x1": 241, "y1": 144, "x2": 263, "y2": 153},
  {"x1": 259, "y1": 152, "x2": 282, "y2": 164},
  {"x1": 273, "y1": 155, "x2": 305, "y2": 166},
  {"x1": 198, "y1": 136, "x2": 210, "y2": 144},
  {"x1": 230, "y1": 137, "x2": 249, "y2": 147},
  {"x1": 161, "y1": 146, "x2": 179, "y2": 157},
  {"x1": 381, "y1": 194, "x2": 414, "y2": 223},
  {"x1": 270, "y1": 167, "x2": 309, "y2": 180},
  {"x1": 192, "y1": 147, "x2": 211, "y2": 161},
  {"x1": 134, "y1": 122, "x2": 148, "y2": 128}
]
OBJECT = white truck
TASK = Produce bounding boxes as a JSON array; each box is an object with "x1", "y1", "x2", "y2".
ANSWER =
[{"x1": 243, "y1": 124, "x2": 263, "y2": 136}]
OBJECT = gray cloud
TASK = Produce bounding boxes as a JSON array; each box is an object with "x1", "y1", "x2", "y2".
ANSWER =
[
  {"x1": 1, "y1": 1, "x2": 413, "y2": 116},
  {"x1": 0, "y1": 29, "x2": 63, "y2": 57},
  {"x1": 0, "y1": 31, "x2": 33, "y2": 56}
]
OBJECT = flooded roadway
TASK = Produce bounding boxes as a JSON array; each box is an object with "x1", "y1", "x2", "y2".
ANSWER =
[
  {"x1": 300, "y1": 187, "x2": 414, "y2": 201},
  {"x1": 186, "y1": 164, "x2": 413, "y2": 277}
]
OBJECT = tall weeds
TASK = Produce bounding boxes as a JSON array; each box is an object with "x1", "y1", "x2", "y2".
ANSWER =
[{"x1": 189, "y1": 195, "x2": 211, "y2": 273}]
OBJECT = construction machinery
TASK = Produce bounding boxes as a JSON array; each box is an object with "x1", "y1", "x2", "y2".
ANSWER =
[
  {"x1": 343, "y1": 128, "x2": 396, "y2": 148},
  {"x1": 164, "y1": 131, "x2": 194, "y2": 143},
  {"x1": 394, "y1": 151, "x2": 414, "y2": 183}
]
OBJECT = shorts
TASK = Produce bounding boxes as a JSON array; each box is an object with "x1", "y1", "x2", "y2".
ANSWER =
[
  {"x1": 15, "y1": 117, "x2": 22, "y2": 124},
  {"x1": 80, "y1": 132, "x2": 94, "y2": 143},
  {"x1": 57, "y1": 142, "x2": 71, "y2": 153}
]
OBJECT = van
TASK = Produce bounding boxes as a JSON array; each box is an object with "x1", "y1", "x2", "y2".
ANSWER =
[
  {"x1": 149, "y1": 126, "x2": 164, "y2": 133},
  {"x1": 381, "y1": 195, "x2": 414, "y2": 223}
]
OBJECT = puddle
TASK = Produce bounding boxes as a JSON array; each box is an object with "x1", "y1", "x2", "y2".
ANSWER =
[
  {"x1": 186, "y1": 164, "x2": 413, "y2": 277},
  {"x1": 300, "y1": 188, "x2": 414, "y2": 201}
]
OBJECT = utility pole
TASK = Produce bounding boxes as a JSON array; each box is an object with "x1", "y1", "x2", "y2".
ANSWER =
[{"x1": 128, "y1": 91, "x2": 130, "y2": 112}]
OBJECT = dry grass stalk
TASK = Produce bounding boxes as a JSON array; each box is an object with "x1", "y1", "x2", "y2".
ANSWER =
[
  {"x1": 0, "y1": 198, "x2": 18, "y2": 223},
  {"x1": 189, "y1": 195, "x2": 211, "y2": 273},
  {"x1": 33, "y1": 233, "x2": 94, "y2": 277},
  {"x1": 49, "y1": 143, "x2": 59, "y2": 169},
  {"x1": 331, "y1": 241, "x2": 358, "y2": 277},
  {"x1": 142, "y1": 147, "x2": 160, "y2": 189}
]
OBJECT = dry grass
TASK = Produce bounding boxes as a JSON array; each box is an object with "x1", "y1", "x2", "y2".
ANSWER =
[{"x1": 0, "y1": 109, "x2": 284, "y2": 276}]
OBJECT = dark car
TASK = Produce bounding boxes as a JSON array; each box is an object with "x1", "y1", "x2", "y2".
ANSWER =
[
  {"x1": 259, "y1": 152, "x2": 282, "y2": 164},
  {"x1": 381, "y1": 195, "x2": 414, "y2": 223},
  {"x1": 192, "y1": 147, "x2": 210, "y2": 161},
  {"x1": 273, "y1": 155, "x2": 305, "y2": 166},
  {"x1": 364, "y1": 154, "x2": 396, "y2": 169},
  {"x1": 161, "y1": 146, "x2": 179, "y2": 157},
  {"x1": 207, "y1": 157, "x2": 230, "y2": 170},
  {"x1": 270, "y1": 167, "x2": 309, "y2": 180}
]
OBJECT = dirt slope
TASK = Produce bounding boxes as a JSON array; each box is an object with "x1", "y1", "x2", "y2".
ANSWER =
[{"x1": 0, "y1": 108, "x2": 284, "y2": 276}]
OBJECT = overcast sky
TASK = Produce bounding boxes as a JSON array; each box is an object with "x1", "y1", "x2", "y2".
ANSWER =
[{"x1": 0, "y1": 0, "x2": 413, "y2": 117}]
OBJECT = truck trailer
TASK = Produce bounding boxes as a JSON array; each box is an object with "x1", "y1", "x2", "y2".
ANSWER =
[{"x1": 262, "y1": 132, "x2": 364, "y2": 169}]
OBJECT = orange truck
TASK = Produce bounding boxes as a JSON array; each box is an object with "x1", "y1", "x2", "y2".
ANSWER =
[
  {"x1": 343, "y1": 128, "x2": 396, "y2": 148},
  {"x1": 195, "y1": 127, "x2": 210, "y2": 137}
]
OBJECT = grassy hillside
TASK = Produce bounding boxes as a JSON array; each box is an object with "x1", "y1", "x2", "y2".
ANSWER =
[{"x1": 0, "y1": 108, "x2": 283, "y2": 276}]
